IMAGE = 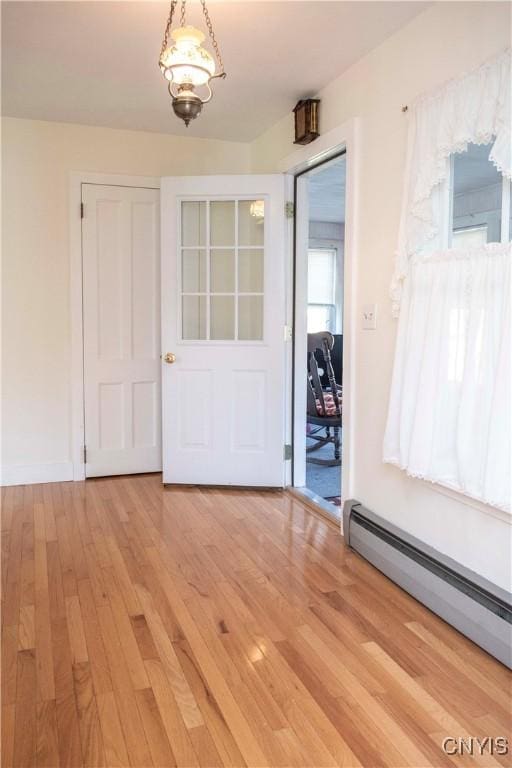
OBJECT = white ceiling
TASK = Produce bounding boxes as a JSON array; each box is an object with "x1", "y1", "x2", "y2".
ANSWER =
[
  {"x1": 308, "y1": 156, "x2": 346, "y2": 224},
  {"x1": 1, "y1": 1, "x2": 430, "y2": 142}
]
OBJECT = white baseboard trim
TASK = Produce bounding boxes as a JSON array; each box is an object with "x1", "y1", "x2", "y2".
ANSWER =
[{"x1": 0, "y1": 461, "x2": 74, "y2": 486}]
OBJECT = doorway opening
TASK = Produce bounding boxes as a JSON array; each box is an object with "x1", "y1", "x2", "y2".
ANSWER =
[{"x1": 292, "y1": 153, "x2": 346, "y2": 520}]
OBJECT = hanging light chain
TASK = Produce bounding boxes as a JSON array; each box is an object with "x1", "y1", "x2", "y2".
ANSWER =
[
  {"x1": 159, "y1": 0, "x2": 178, "y2": 61},
  {"x1": 180, "y1": 0, "x2": 186, "y2": 27},
  {"x1": 200, "y1": 0, "x2": 225, "y2": 75}
]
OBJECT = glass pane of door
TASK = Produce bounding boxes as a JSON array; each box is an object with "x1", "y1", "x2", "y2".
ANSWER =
[
  {"x1": 182, "y1": 201, "x2": 206, "y2": 246},
  {"x1": 238, "y1": 295, "x2": 263, "y2": 340},
  {"x1": 211, "y1": 249, "x2": 235, "y2": 292},
  {"x1": 182, "y1": 296, "x2": 207, "y2": 339},
  {"x1": 211, "y1": 296, "x2": 235, "y2": 339},
  {"x1": 182, "y1": 250, "x2": 206, "y2": 292},
  {"x1": 210, "y1": 201, "x2": 235, "y2": 246},
  {"x1": 239, "y1": 249, "x2": 264, "y2": 293},
  {"x1": 180, "y1": 199, "x2": 265, "y2": 341},
  {"x1": 239, "y1": 200, "x2": 264, "y2": 246}
]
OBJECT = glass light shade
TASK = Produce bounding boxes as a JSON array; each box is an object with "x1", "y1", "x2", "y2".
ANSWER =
[
  {"x1": 249, "y1": 200, "x2": 265, "y2": 219},
  {"x1": 160, "y1": 25, "x2": 215, "y2": 86}
]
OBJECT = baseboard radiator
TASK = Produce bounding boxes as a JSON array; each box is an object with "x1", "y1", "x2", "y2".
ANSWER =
[{"x1": 343, "y1": 500, "x2": 512, "y2": 669}]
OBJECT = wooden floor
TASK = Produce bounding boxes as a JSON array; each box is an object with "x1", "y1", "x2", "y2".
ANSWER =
[{"x1": 1, "y1": 475, "x2": 510, "y2": 768}]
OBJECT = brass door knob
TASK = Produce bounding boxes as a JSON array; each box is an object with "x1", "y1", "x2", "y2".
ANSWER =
[{"x1": 161, "y1": 352, "x2": 177, "y2": 364}]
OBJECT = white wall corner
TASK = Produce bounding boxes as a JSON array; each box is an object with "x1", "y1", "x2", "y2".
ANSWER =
[{"x1": 0, "y1": 461, "x2": 74, "y2": 486}]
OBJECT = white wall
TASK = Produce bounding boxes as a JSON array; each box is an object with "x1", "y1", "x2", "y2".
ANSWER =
[
  {"x1": 1, "y1": 118, "x2": 250, "y2": 483},
  {"x1": 251, "y1": 1, "x2": 512, "y2": 590}
]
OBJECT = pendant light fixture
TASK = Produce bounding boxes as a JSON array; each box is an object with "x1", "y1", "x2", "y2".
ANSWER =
[{"x1": 158, "y1": 0, "x2": 226, "y2": 126}]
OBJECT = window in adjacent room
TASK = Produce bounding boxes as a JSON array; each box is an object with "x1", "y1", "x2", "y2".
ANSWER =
[{"x1": 307, "y1": 248, "x2": 337, "y2": 332}]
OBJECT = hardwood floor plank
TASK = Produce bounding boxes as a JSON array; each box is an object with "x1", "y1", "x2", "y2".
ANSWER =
[
  {"x1": 283, "y1": 699, "x2": 339, "y2": 768},
  {"x1": 172, "y1": 631, "x2": 247, "y2": 767},
  {"x1": 2, "y1": 474, "x2": 510, "y2": 768},
  {"x1": 130, "y1": 613, "x2": 160, "y2": 661},
  {"x1": 77, "y1": 579, "x2": 113, "y2": 695},
  {"x1": 96, "y1": 602, "x2": 133, "y2": 693},
  {"x1": 135, "y1": 580, "x2": 204, "y2": 729},
  {"x1": 113, "y1": 687, "x2": 154, "y2": 768},
  {"x1": 73, "y1": 662, "x2": 106, "y2": 767},
  {"x1": 96, "y1": 691, "x2": 130, "y2": 768},
  {"x1": 19, "y1": 555, "x2": 35, "y2": 608},
  {"x1": 53, "y1": 486, "x2": 78, "y2": 599},
  {"x1": 18, "y1": 604, "x2": 35, "y2": 650},
  {"x1": 101, "y1": 566, "x2": 150, "y2": 691},
  {"x1": 2, "y1": 488, "x2": 25, "y2": 630},
  {"x1": 48, "y1": 537, "x2": 83, "y2": 767},
  {"x1": 2, "y1": 703, "x2": 16, "y2": 768},
  {"x1": 103, "y1": 535, "x2": 142, "y2": 616},
  {"x1": 83, "y1": 543, "x2": 110, "y2": 608},
  {"x1": 145, "y1": 657, "x2": 200, "y2": 767},
  {"x1": 34, "y1": 505, "x2": 55, "y2": 702},
  {"x1": 135, "y1": 687, "x2": 176, "y2": 768},
  {"x1": 35, "y1": 700, "x2": 60, "y2": 768},
  {"x1": 41, "y1": 485, "x2": 57, "y2": 543},
  {"x1": 13, "y1": 649, "x2": 37, "y2": 768},
  {"x1": 65, "y1": 595, "x2": 89, "y2": 664},
  {"x1": 54, "y1": 664, "x2": 84, "y2": 767},
  {"x1": 1, "y1": 486, "x2": 15, "y2": 534},
  {"x1": 2, "y1": 624, "x2": 19, "y2": 707},
  {"x1": 187, "y1": 724, "x2": 224, "y2": 768},
  {"x1": 61, "y1": 484, "x2": 88, "y2": 583}
]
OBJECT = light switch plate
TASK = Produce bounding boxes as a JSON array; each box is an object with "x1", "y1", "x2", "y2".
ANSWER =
[{"x1": 362, "y1": 303, "x2": 377, "y2": 330}]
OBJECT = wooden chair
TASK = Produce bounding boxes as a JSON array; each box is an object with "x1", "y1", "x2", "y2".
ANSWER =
[{"x1": 306, "y1": 331, "x2": 342, "y2": 466}]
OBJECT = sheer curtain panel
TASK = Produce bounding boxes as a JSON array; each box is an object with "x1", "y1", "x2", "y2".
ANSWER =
[{"x1": 384, "y1": 50, "x2": 511, "y2": 512}]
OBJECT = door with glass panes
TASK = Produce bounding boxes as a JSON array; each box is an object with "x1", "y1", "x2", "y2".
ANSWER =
[{"x1": 161, "y1": 175, "x2": 287, "y2": 485}]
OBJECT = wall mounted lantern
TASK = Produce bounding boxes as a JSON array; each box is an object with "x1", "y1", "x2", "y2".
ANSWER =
[{"x1": 293, "y1": 99, "x2": 320, "y2": 145}]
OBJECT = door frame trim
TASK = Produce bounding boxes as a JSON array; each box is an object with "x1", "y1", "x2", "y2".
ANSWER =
[
  {"x1": 281, "y1": 118, "x2": 360, "y2": 517},
  {"x1": 69, "y1": 172, "x2": 160, "y2": 481}
]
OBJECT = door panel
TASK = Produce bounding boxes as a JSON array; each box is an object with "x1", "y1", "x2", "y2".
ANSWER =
[
  {"x1": 231, "y1": 370, "x2": 266, "y2": 451},
  {"x1": 161, "y1": 175, "x2": 286, "y2": 486},
  {"x1": 82, "y1": 183, "x2": 161, "y2": 477}
]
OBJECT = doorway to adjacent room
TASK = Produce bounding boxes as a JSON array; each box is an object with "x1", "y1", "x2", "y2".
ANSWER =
[{"x1": 293, "y1": 154, "x2": 346, "y2": 520}]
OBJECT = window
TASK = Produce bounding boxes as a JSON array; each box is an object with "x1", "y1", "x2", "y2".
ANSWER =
[
  {"x1": 452, "y1": 226, "x2": 488, "y2": 249},
  {"x1": 450, "y1": 141, "x2": 511, "y2": 246},
  {"x1": 307, "y1": 248, "x2": 336, "y2": 333}
]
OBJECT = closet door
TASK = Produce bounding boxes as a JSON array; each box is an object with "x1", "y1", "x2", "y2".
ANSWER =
[{"x1": 82, "y1": 183, "x2": 161, "y2": 477}]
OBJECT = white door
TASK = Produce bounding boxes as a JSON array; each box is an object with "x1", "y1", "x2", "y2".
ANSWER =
[
  {"x1": 82, "y1": 183, "x2": 161, "y2": 477},
  {"x1": 161, "y1": 175, "x2": 287, "y2": 486}
]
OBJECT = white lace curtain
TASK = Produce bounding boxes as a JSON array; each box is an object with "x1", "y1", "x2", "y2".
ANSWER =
[{"x1": 383, "y1": 50, "x2": 511, "y2": 512}]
